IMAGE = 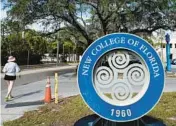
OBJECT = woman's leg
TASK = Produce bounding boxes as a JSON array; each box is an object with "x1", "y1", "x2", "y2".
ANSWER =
[
  {"x1": 7, "y1": 80, "x2": 14, "y2": 98},
  {"x1": 5, "y1": 81, "x2": 10, "y2": 97}
]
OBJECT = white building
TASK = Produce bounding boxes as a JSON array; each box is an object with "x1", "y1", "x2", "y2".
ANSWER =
[
  {"x1": 153, "y1": 30, "x2": 176, "y2": 62},
  {"x1": 169, "y1": 32, "x2": 176, "y2": 60}
]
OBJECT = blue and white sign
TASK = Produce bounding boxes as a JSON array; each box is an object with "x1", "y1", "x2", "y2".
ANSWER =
[{"x1": 78, "y1": 33, "x2": 165, "y2": 122}]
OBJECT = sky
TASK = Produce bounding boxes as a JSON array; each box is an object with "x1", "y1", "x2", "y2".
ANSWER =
[
  {"x1": 1, "y1": 0, "x2": 7, "y2": 20},
  {"x1": 1, "y1": 10, "x2": 7, "y2": 19}
]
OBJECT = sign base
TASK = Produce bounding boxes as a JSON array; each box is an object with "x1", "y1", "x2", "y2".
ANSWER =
[{"x1": 74, "y1": 115, "x2": 166, "y2": 126}]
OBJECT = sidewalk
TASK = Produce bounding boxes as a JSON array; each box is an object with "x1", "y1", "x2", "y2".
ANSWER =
[
  {"x1": 1, "y1": 63, "x2": 78, "y2": 91},
  {"x1": 1, "y1": 72, "x2": 79, "y2": 124},
  {"x1": 1, "y1": 63, "x2": 78, "y2": 78}
]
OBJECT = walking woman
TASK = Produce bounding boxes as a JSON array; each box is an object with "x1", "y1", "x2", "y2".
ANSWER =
[{"x1": 2, "y1": 56, "x2": 20, "y2": 101}]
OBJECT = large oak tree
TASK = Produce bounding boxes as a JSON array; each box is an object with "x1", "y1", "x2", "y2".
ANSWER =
[{"x1": 3, "y1": 0, "x2": 176, "y2": 46}]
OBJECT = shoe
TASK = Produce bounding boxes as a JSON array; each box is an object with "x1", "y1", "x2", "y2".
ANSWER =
[
  {"x1": 5, "y1": 95, "x2": 14, "y2": 102},
  {"x1": 5, "y1": 97, "x2": 10, "y2": 102},
  {"x1": 9, "y1": 95, "x2": 14, "y2": 99}
]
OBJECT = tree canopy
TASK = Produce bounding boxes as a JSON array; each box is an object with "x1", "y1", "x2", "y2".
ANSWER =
[
  {"x1": 1, "y1": 20, "x2": 49, "y2": 65},
  {"x1": 3, "y1": 0, "x2": 176, "y2": 46}
]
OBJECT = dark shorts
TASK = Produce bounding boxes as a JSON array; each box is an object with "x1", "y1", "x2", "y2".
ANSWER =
[{"x1": 4, "y1": 75, "x2": 16, "y2": 80}]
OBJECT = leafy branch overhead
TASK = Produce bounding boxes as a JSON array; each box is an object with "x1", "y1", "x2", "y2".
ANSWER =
[{"x1": 4, "y1": 0, "x2": 176, "y2": 46}]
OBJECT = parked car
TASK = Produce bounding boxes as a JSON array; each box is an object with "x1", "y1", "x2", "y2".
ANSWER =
[{"x1": 172, "y1": 59, "x2": 176, "y2": 65}]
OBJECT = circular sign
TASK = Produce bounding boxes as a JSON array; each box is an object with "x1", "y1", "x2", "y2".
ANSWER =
[{"x1": 78, "y1": 33, "x2": 165, "y2": 122}]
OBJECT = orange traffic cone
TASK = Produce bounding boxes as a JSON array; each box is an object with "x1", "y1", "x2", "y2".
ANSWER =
[{"x1": 44, "y1": 76, "x2": 52, "y2": 103}]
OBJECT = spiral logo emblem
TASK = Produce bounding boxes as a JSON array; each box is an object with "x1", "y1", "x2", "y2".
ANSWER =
[
  {"x1": 108, "y1": 53, "x2": 130, "y2": 69},
  {"x1": 94, "y1": 51, "x2": 149, "y2": 106},
  {"x1": 95, "y1": 66, "x2": 114, "y2": 88},
  {"x1": 125, "y1": 64, "x2": 146, "y2": 86},
  {"x1": 111, "y1": 82, "x2": 132, "y2": 101}
]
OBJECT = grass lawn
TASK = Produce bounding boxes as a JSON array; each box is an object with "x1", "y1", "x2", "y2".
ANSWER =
[{"x1": 3, "y1": 92, "x2": 176, "y2": 126}]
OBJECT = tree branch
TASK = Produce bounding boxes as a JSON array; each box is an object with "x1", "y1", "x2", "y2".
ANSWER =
[
  {"x1": 130, "y1": 25, "x2": 170, "y2": 34},
  {"x1": 40, "y1": 27, "x2": 65, "y2": 36}
]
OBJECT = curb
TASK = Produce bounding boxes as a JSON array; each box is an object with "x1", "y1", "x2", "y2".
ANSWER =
[{"x1": 166, "y1": 71, "x2": 176, "y2": 78}]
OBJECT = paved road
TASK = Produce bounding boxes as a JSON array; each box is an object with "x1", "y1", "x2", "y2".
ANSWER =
[
  {"x1": 171, "y1": 68, "x2": 176, "y2": 72},
  {"x1": 170, "y1": 65, "x2": 176, "y2": 72},
  {"x1": 164, "y1": 78, "x2": 176, "y2": 92},
  {"x1": 1, "y1": 65, "x2": 77, "y2": 90}
]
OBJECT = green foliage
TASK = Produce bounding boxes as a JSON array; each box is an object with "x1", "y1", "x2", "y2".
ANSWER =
[
  {"x1": 2, "y1": 0, "x2": 176, "y2": 58},
  {"x1": 1, "y1": 21, "x2": 49, "y2": 65},
  {"x1": 143, "y1": 37, "x2": 155, "y2": 47},
  {"x1": 25, "y1": 30, "x2": 48, "y2": 55},
  {"x1": 1, "y1": 19, "x2": 23, "y2": 34},
  {"x1": 63, "y1": 40, "x2": 74, "y2": 53},
  {"x1": 4, "y1": 0, "x2": 176, "y2": 46},
  {"x1": 2, "y1": 30, "x2": 48, "y2": 54}
]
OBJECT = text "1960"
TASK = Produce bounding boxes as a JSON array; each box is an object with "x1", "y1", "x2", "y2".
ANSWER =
[{"x1": 111, "y1": 109, "x2": 132, "y2": 117}]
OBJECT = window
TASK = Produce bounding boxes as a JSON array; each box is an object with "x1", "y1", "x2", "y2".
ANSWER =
[
  {"x1": 170, "y1": 43, "x2": 172, "y2": 48},
  {"x1": 162, "y1": 44, "x2": 166, "y2": 48}
]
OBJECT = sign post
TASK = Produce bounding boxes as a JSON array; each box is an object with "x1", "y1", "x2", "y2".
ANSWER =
[
  {"x1": 78, "y1": 33, "x2": 165, "y2": 124},
  {"x1": 165, "y1": 33, "x2": 171, "y2": 71},
  {"x1": 55, "y1": 73, "x2": 59, "y2": 104}
]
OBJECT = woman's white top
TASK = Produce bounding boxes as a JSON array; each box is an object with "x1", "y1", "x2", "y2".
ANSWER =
[{"x1": 2, "y1": 62, "x2": 20, "y2": 76}]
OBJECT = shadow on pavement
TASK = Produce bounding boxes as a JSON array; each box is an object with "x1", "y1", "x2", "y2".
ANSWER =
[
  {"x1": 5, "y1": 100, "x2": 44, "y2": 108},
  {"x1": 13, "y1": 90, "x2": 42, "y2": 100},
  {"x1": 74, "y1": 114, "x2": 166, "y2": 126}
]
